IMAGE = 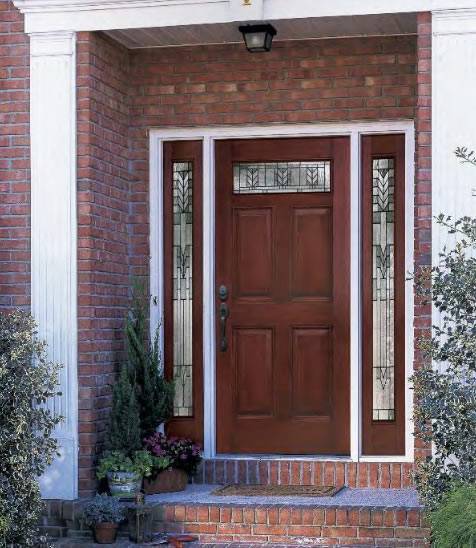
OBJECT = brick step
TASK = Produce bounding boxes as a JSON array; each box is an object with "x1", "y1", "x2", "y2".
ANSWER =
[
  {"x1": 195, "y1": 460, "x2": 415, "y2": 490},
  {"x1": 152, "y1": 486, "x2": 429, "y2": 547}
]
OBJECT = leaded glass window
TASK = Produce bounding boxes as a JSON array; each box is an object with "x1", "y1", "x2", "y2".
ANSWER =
[
  {"x1": 233, "y1": 161, "x2": 331, "y2": 194},
  {"x1": 372, "y1": 158, "x2": 395, "y2": 421},
  {"x1": 172, "y1": 161, "x2": 193, "y2": 417}
]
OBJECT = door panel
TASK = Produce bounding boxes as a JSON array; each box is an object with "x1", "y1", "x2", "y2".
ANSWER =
[
  {"x1": 234, "y1": 328, "x2": 274, "y2": 417},
  {"x1": 233, "y1": 208, "x2": 273, "y2": 299},
  {"x1": 290, "y1": 207, "x2": 332, "y2": 299},
  {"x1": 216, "y1": 137, "x2": 350, "y2": 455},
  {"x1": 291, "y1": 327, "x2": 332, "y2": 418}
]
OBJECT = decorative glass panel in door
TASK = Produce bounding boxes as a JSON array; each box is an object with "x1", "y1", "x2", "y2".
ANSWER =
[
  {"x1": 172, "y1": 161, "x2": 193, "y2": 417},
  {"x1": 233, "y1": 161, "x2": 331, "y2": 194},
  {"x1": 371, "y1": 158, "x2": 395, "y2": 421}
]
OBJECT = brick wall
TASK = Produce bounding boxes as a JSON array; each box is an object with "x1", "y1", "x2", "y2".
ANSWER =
[
  {"x1": 76, "y1": 32, "x2": 131, "y2": 495},
  {"x1": 127, "y1": 35, "x2": 417, "y2": 276},
  {"x1": 414, "y1": 13, "x2": 432, "y2": 462},
  {"x1": 0, "y1": 1, "x2": 29, "y2": 309}
]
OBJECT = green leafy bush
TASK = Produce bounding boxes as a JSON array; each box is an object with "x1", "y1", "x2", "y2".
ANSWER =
[
  {"x1": 96, "y1": 450, "x2": 155, "y2": 480},
  {"x1": 82, "y1": 494, "x2": 125, "y2": 527},
  {"x1": 430, "y1": 483, "x2": 476, "y2": 547},
  {"x1": 412, "y1": 149, "x2": 476, "y2": 510},
  {"x1": 0, "y1": 310, "x2": 63, "y2": 546}
]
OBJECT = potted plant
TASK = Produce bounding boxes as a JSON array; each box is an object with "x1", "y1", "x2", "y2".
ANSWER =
[
  {"x1": 143, "y1": 433, "x2": 202, "y2": 494},
  {"x1": 97, "y1": 450, "x2": 154, "y2": 498},
  {"x1": 82, "y1": 494, "x2": 125, "y2": 544},
  {"x1": 142, "y1": 455, "x2": 174, "y2": 495}
]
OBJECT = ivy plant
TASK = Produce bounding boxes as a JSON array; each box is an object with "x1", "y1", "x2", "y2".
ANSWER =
[
  {"x1": 0, "y1": 310, "x2": 63, "y2": 546},
  {"x1": 412, "y1": 148, "x2": 476, "y2": 510}
]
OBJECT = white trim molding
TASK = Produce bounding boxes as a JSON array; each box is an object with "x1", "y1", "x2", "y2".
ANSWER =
[
  {"x1": 31, "y1": 31, "x2": 78, "y2": 500},
  {"x1": 150, "y1": 120, "x2": 415, "y2": 463},
  {"x1": 13, "y1": 0, "x2": 476, "y2": 34},
  {"x1": 431, "y1": 10, "x2": 476, "y2": 344}
]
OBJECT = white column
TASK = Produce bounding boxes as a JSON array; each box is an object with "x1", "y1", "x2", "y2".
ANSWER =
[
  {"x1": 30, "y1": 31, "x2": 78, "y2": 500},
  {"x1": 432, "y1": 10, "x2": 476, "y2": 259}
]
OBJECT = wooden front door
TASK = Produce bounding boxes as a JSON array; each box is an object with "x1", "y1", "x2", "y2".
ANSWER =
[{"x1": 216, "y1": 137, "x2": 350, "y2": 455}]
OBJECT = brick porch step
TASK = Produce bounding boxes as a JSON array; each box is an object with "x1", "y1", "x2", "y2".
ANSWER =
[
  {"x1": 151, "y1": 484, "x2": 429, "y2": 547},
  {"x1": 195, "y1": 460, "x2": 415, "y2": 490}
]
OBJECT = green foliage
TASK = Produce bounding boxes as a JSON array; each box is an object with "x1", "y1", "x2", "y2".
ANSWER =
[
  {"x1": 412, "y1": 149, "x2": 476, "y2": 510},
  {"x1": 430, "y1": 483, "x2": 476, "y2": 547},
  {"x1": 96, "y1": 450, "x2": 154, "y2": 480},
  {"x1": 125, "y1": 281, "x2": 174, "y2": 440},
  {"x1": 82, "y1": 494, "x2": 125, "y2": 527},
  {"x1": 106, "y1": 364, "x2": 142, "y2": 454},
  {"x1": 150, "y1": 456, "x2": 172, "y2": 476},
  {"x1": 0, "y1": 309, "x2": 63, "y2": 546}
]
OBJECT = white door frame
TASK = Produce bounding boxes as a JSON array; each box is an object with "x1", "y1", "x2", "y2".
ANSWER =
[{"x1": 150, "y1": 120, "x2": 415, "y2": 463}]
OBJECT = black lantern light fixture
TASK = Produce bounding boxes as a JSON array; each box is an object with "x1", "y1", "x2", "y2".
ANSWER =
[{"x1": 239, "y1": 23, "x2": 277, "y2": 53}]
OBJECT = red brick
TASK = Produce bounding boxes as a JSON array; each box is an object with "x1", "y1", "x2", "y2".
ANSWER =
[
  {"x1": 322, "y1": 526, "x2": 358, "y2": 538},
  {"x1": 278, "y1": 507, "x2": 291, "y2": 525},
  {"x1": 243, "y1": 508, "x2": 255, "y2": 524},
  {"x1": 219, "y1": 507, "x2": 231, "y2": 523},
  {"x1": 288, "y1": 525, "x2": 322, "y2": 536},
  {"x1": 407, "y1": 509, "x2": 421, "y2": 527},
  {"x1": 395, "y1": 526, "x2": 430, "y2": 538},
  {"x1": 216, "y1": 523, "x2": 250, "y2": 535},
  {"x1": 252, "y1": 524, "x2": 287, "y2": 536},
  {"x1": 197, "y1": 506, "x2": 210, "y2": 522},
  {"x1": 359, "y1": 526, "x2": 394, "y2": 538},
  {"x1": 325, "y1": 508, "x2": 336, "y2": 525},
  {"x1": 267, "y1": 507, "x2": 279, "y2": 525},
  {"x1": 231, "y1": 507, "x2": 243, "y2": 523},
  {"x1": 336, "y1": 509, "x2": 348, "y2": 526}
]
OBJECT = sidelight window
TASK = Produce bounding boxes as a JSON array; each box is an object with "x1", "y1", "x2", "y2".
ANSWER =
[
  {"x1": 362, "y1": 134, "x2": 405, "y2": 456},
  {"x1": 163, "y1": 140, "x2": 203, "y2": 442}
]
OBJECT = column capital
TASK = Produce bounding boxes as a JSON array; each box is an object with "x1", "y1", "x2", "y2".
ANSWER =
[
  {"x1": 30, "y1": 30, "x2": 75, "y2": 56},
  {"x1": 432, "y1": 8, "x2": 476, "y2": 35}
]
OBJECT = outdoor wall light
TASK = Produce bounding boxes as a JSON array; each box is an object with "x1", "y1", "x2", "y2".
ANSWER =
[{"x1": 239, "y1": 24, "x2": 277, "y2": 53}]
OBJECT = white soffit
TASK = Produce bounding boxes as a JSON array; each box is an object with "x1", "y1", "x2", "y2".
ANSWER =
[
  {"x1": 13, "y1": 0, "x2": 476, "y2": 34},
  {"x1": 105, "y1": 13, "x2": 417, "y2": 49}
]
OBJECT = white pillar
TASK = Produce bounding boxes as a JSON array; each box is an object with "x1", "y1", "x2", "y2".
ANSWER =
[
  {"x1": 30, "y1": 31, "x2": 78, "y2": 500},
  {"x1": 432, "y1": 10, "x2": 476, "y2": 258}
]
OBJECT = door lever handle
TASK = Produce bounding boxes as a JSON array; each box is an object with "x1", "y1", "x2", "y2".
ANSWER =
[{"x1": 219, "y1": 302, "x2": 229, "y2": 352}]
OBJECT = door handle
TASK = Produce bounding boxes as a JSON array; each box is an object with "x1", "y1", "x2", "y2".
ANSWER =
[{"x1": 219, "y1": 302, "x2": 229, "y2": 352}]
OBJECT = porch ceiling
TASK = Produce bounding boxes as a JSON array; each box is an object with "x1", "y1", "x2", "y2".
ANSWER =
[{"x1": 105, "y1": 12, "x2": 417, "y2": 49}]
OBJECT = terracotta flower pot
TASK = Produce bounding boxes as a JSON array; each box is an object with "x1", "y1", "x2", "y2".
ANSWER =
[
  {"x1": 94, "y1": 522, "x2": 118, "y2": 544},
  {"x1": 143, "y1": 468, "x2": 188, "y2": 494}
]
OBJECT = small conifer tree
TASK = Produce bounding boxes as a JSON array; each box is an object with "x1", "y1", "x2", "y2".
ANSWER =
[
  {"x1": 126, "y1": 282, "x2": 174, "y2": 439},
  {"x1": 106, "y1": 364, "x2": 142, "y2": 454}
]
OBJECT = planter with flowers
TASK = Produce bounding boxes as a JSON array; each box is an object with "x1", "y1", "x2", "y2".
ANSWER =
[
  {"x1": 97, "y1": 450, "x2": 154, "y2": 498},
  {"x1": 82, "y1": 494, "x2": 125, "y2": 544},
  {"x1": 143, "y1": 434, "x2": 202, "y2": 494}
]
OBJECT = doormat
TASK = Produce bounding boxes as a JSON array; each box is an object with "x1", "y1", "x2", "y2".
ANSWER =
[{"x1": 212, "y1": 484, "x2": 343, "y2": 497}]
